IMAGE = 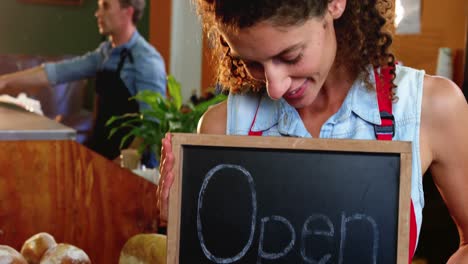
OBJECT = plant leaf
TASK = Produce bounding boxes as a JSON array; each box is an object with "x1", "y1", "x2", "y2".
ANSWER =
[
  {"x1": 106, "y1": 75, "x2": 228, "y2": 161},
  {"x1": 167, "y1": 75, "x2": 183, "y2": 110}
]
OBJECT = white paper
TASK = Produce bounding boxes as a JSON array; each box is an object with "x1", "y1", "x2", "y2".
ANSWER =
[{"x1": 0, "y1": 93, "x2": 44, "y2": 115}]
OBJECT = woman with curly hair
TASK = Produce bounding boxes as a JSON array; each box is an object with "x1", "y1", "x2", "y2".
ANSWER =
[{"x1": 158, "y1": 0, "x2": 468, "y2": 262}]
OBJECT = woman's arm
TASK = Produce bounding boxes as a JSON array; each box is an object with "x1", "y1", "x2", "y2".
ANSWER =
[
  {"x1": 420, "y1": 75, "x2": 468, "y2": 262},
  {"x1": 157, "y1": 101, "x2": 228, "y2": 226}
]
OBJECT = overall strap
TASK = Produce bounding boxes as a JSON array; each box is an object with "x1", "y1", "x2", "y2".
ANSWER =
[
  {"x1": 117, "y1": 48, "x2": 134, "y2": 73},
  {"x1": 248, "y1": 96, "x2": 263, "y2": 136},
  {"x1": 374, "y1": 67, "x2": 395, "y2": 140},
  {"x1": 374, "y1": 67, "x2": 417, "y2": 263}
]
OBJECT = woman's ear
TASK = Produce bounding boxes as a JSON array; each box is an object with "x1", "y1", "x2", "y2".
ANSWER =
[{"x1": 328, "y1": 0, "x2": 347, "y2": 19}]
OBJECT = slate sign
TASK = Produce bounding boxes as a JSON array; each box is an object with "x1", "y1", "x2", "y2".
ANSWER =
[{"x1": 167, "y1": 133, "x2": 412, "y2": 264}]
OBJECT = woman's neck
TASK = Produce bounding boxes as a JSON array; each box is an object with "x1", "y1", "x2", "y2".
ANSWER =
[
  {"x1": 305, "y1": 66, "x2": 354, "y2": 114},
  {"x1": 298, "y1": 66, "x2": 355, "y2": 137}
]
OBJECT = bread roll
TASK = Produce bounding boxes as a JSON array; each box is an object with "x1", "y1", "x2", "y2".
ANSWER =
[
  {"x1": 119, "y1": 234, "x2": 166, "y2": 264},
  {"x1": 20, "y1": 232, "x2": 57, "y2": 264},
  {"x1": 0, "y1": 245, "x2": 27, "y2": 264},
  {"x1": 39, "y1": 244, "x2": 90, "y2": 264}
]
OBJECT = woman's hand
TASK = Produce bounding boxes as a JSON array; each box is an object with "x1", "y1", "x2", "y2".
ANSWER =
[{"x1": 156, "y1": 133, "x2": 175, "y2": 227}]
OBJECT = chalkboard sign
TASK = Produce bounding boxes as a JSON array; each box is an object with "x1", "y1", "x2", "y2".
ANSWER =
[{"x1": 167, "y1": 133, "x2": 412, "y2": 264}]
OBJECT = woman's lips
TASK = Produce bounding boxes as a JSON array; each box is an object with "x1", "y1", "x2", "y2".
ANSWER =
[{"x1": 284, "y1": 79, "x2": 308, "y2": 100}]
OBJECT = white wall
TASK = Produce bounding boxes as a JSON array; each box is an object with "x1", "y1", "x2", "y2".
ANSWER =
[{"x1": 169, "y1": 0, "x2": 203, "y2": 102}]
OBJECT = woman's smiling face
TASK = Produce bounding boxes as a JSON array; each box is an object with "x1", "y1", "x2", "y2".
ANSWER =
[{"x1": 221, "y1": 11, "x2": 339, "y2": 109}]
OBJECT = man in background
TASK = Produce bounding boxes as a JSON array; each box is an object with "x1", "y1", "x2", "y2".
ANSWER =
[{"x1": 0, "y1": 0, "x2": 166, "y2": 167}]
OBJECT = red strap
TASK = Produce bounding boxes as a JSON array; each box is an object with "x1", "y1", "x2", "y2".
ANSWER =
[
  {"x1": 374, "y1": 67, "x2": 394, "y2": 140},
  {"x1": 248, "y1": 130, "x2": 262, "y2": 136},
  {"x1": 409, "y1": 201, "x2": 417, "y2": 263},
  {"x1": 374, "y1": 67, "x2": 393, "y2": 115},
  {"x1": 248, "y1": 97, "x2": 263, "y2": 136},
  {"x1": 374, "y1": 67, "x2": 416, "y2": 262}
]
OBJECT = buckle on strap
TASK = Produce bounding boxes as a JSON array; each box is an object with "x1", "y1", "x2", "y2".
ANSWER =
[{"x1": 374, "y1": 111, "x2": 395, "y2": 137}]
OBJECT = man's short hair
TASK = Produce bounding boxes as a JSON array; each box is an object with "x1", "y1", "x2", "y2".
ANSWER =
[{"x1": 119, "y1": 0, "x2": 146, "y2": 24}]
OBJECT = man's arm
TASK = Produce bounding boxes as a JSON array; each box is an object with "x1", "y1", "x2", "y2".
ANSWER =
[
  {"x1": 420, "y1": 75, "x2": 468, "y2": 262},
  {"x1": 0, "y1": 66, "x2": 50, "y2": 95},
  {"x1": 0, "y1": 45, "x2": 103, "y2": 95},
  {"x1": 132, "y1": 51, "x2": 167, "y2": 111}
]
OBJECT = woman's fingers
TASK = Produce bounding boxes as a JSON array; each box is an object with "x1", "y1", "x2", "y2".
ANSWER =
[{"x1": 157, "y1": 133, "x2": 174, "y2": 226}]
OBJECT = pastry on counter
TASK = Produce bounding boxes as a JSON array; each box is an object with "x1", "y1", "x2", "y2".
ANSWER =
[
  {"x1": 39, "y1": 244, "x2": 90, "y2": 264},
  {"x1": 0, "y1": 245, "x2": 27, "y2": 264},
  {"x1": 20, "y1": 232, "x2": 57, "y2": 264},
  {"x1": 119, "y1": 233, "x2": 166, "y2": 264}
]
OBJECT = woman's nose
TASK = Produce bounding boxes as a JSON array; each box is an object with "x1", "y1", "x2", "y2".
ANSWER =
[{"x1": 264, "y1": 64, "x2": 291, "y2": 100}]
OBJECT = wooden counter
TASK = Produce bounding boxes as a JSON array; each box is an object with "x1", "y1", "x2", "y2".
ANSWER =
[{"x1": 0, "y1": 140, "x2": 158, "y2": 262}]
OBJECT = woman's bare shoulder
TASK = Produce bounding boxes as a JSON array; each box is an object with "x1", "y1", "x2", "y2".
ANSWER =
[
  {"x1": 421, "y1": 74, "x2": 466, "y2": 127},
  {"x1": 197, "y1": 100, "x2": 227, "y2": 134},
  {"x1": 420, "y1": 74, "x2": 467, "y2": 168}
]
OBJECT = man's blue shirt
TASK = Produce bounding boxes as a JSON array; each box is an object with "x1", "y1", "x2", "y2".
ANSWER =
[{"x1": 44, "y1": 30, "x2": 167, "y2": 111}]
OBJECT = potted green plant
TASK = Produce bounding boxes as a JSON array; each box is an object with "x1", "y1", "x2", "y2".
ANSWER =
[{"x1": 106, "y1": 75, "x2": 227, "y2": 160}]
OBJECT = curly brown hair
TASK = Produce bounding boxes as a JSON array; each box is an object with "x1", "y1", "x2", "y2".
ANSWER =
[{"x1": 195, "y1": 0, "x2": 396, "y2": 96}]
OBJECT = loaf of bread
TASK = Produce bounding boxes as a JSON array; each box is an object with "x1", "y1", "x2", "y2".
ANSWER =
[
  {"x1": 20, "y1": 232, "x2": 57, "y2": 264},
  {"x1": 0, "y1": 245, "x2": 27, "y2": 264},
  {"x1": 39, "y1": 244, "x2": 90, "y2": 264},
  {"x1": 119, "y1": 234, "x2": 167, "y2": 264}
]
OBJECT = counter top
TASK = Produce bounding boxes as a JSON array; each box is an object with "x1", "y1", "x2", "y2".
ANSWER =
[{"x1": 0, "y1": 103, "x2": 76, "y2": 140}]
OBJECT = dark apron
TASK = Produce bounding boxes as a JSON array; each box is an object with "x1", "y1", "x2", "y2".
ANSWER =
[{"x1": 84, "y1": 48, "x2": 139, "y2": 160}]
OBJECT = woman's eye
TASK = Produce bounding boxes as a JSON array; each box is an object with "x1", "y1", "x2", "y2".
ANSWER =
[{"x1": 283, "y1": 53, "x2": 303, "y2": 65}]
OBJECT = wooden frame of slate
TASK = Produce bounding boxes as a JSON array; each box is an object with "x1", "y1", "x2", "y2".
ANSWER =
[{"x1": 167, "y1": 133, "x2": 412, "y2": 264}]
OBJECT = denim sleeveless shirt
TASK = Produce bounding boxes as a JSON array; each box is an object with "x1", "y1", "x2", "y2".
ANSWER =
[{"x1": 226, "y1": 65, "x2": 425, "y2": 246}]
